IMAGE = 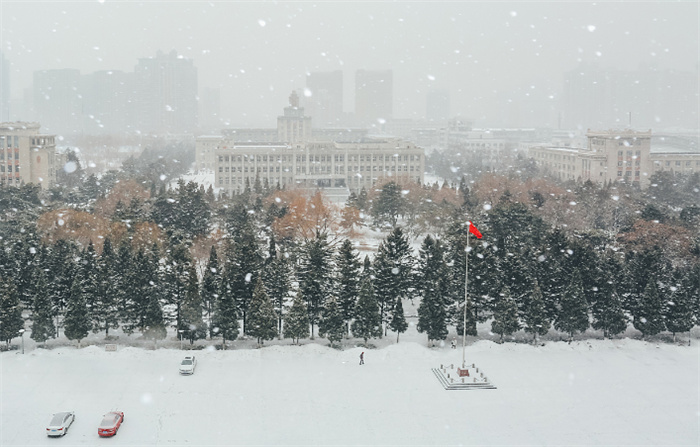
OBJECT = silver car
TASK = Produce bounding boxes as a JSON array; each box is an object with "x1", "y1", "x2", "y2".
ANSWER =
[
  {"x1": 179, "y1": 355, "x2": 196, "y2": 375},
  {"x1": 46, "y1": 411, "x2": 75, "y2": 437}
]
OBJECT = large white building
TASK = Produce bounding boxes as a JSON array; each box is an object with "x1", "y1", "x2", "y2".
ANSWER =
[
  {"x1": 0, "y1": 122, "x2": 60, "y2": 189},
  {"x1": 212, "y1": 139, "x2": 424, "y2": 196},
  {"x1": 528, "y1": 129, "x2": 700, "y2": 189}
]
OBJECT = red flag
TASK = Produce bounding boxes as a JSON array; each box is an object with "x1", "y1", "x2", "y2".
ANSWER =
[{"x1": 468, "y1": 221, "x2": 482, "y2": 239}]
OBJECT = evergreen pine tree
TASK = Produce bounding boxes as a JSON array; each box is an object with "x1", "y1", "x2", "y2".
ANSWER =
[
  {"x1": 284, "y1": 293, "x2": 310, "y2": 344},
  {"x1": 633, "y1": 279, "x2": 665, "y2": 339},
  {"x1": 663, "y1": 275, "x2": 694, "y2": 343},
  {"x1": 63, "y1": 278, "x2": 90, "y2": 347},
  {"x1": 591, "y1": 286, "x2": 628, "y2": 339},
  {"x1": 211, "y1": 276, "x2": 239, "y2": 348},
  {"x1": 298, "y1": 233, "x2": 334, "y2": 338},
  {"x1": 200, "y1": 245, "x2": 221, "y2": 338},
  {"x1": 554, "y1": 270, "x2": 590, "y2": 341},
  {"x1": 522, "y1": 282, "x2": 550, "y2": 343},
  {"x1": 262, "y1": 238, "x2": 293, "y2": 338},
  {"x1": 388, "y1": 297, "x2": 408, "y2": 342},
  {"x1": 491, "y1": 286, "x2": 520, "y2": 343},
  {"x1": 336, "y1": 239, "x2": 361, "y2": 336},
  {"x1": 318, "y1": 296, "x2": 346, "y2": 348},
  {"x1": 31, "y1": 271, "x2": 55, "y2": 346},
  {"x1": 180, "y1": 264, "x2": 207, "y2": 344},
  {"x1": 416, "y1": 235, "x2": 449, "y2": 345},
  {"x1": 246, "y1": 278, "x2": 278, "y2": 346},
  {"x1": 221, "y1": 217, "x2": 262, "y2": 333},
  {"x1": 0, "y1": 277, "x2": 24, "y2": 347},
  {"x1": 351, "y1": 278, "x2": 382, "y2": 345},
  {"x1": 97, "y1": 238, "x2": 121, "y2": 337},
  {"x1": 80, "y1": 242, "x2": 101, "y2": 335},
  {"x1": 373, "y1": 227, "x2": 414, "y2": 336}
]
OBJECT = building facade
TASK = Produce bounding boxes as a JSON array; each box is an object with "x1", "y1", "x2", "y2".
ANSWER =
[
  {"x1": 0, "y1": 122, "x2": 60, "y2": 189},
  {"x1": 528, "y1": 129, "x2": 700, "y2": 189},
  {"x1": 213, "y1": 139, "x2": 424, "y2": 196},
  {"x1": 277, "y1": 91, "x2": 312, "y2": 144}
]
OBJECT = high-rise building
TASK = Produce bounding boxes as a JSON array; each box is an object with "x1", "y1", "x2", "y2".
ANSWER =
[
  {"x1": 0, "y1": 52, "x2": 9, "y2": 122},
  {"x1": 200, "y1": 87, "x2": 221, "y2": 132},
  {"x1": 355, "y1": 69, "x2": 393, "y2": 128},
  {"x1": 134, "y1": 50, "x2": 198, "y2": 134},
  {"x1": 81, "y1": 70, "x2": 135, "y2": 134},
  {"x1": 426, "y1": 89, "x2": 450, "y2": 122},
  {"x1": 561, "y1": 64, "x2": 698, "y2": 130},
  {"x1": 0, "y1": 121, "x2": 60, "y2": 188},
  {"x1": 305, "y1": 70, "x2": 343, "y2": 128},
  {"x1": 33, "y1": 69, "x2": 83, "y2": 135}
]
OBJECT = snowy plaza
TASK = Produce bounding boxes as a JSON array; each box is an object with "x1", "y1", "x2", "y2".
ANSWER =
[{"x1": 2, "y1": 334, "x2": 698, "y2": 446}]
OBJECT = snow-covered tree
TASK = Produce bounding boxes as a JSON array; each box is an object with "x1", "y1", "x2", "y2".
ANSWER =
[
  {"x1": 663, "y1": 275, "x2": 694, "y2": 343},
  {"x1": 335, "y1": 239, "x2": 361, "y2": 336},
  {"x1": 180, "y1": 264, "x2": 207, "y2": 344},
  {"x1": 284, "y1": 293, "x2": 310, "y2": 344},
  {"x1": 319, "y1": 296, "x2": 345, "y2": 348},
  {"x1": 522, "y1": 282, "x2": 550, "y2": 343},
  {"x1": 373, "y1": 226, "x2": 414, "y2": 335},
  {"x1": 491, "y1": 286, "x2": 520, "y2": 343},
  {"x1": 554, "y1": 270, "x2": 590, "y2": 341},
  {"x1": 0, "y1": 277, "x2": 24, "y2": 347},
  {"x1": 200, "y1": 245, "x2": 221, "y2": 338},
  {"x1": 633, "y1": 279, "x2": 665, "y2": 339},
  {"x1": 31, "y1": 271, "x2": 55, "y2": 345},
  {"x1": 298, "y1": 233, "x2": 334, "y2": 338},
  {"x1": 246, "y1": 277, "x2": 278, "y2": 346},
  {"x1": 351, "y1": 278, "x2": 382, "y2": 345},
  {"x1": 388, "y1": 297, "x2": 408, "y2": 342},
  {"x1": 416, "y1": 235, "x2": 449, "y2": 345},
  {"x1": 63, "y1": 278, "x2": 90, "y2": 346}
]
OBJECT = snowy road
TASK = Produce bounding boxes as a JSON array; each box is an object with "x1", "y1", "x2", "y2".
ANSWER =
[{"x1": 1, "y1": 340, "x2": 698, "y2": 446}]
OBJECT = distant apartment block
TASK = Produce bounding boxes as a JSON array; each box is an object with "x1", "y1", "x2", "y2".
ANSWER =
[
  {"x1": 561, "y1": 64, "x2": 698, "y2": 130},
  {"x1": 426, "y1": 89, "x2": 450, "y2": 122},
  {"x1": 0, "y1": 52, "x2": 9, "y2": 122},
  {"x1": 134, "y1": 50, "x2": 198, "y2": 134},
  {"x1": 528, "y1": 129, "x2": 700, "y2": 189},
  {"x1": 0, "y1": 122, "x2": 60, "y2": 189},
  {"x1": 355, "y1": 70, "x2": 393, "y2": 128},
  {"x1": 305, "y1": 70, "x2": 344, "y2": 127},
  {"x1": 33, "y1": 69, "x2": 83, "y2": 135}
]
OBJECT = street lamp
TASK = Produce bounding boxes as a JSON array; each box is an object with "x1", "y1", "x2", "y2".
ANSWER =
[
  {"x1": 18, "y1": 329, "x2": 25, "y2": 354},
  {"x1": 178, "y1": 330, "x2": 184, "y2": 350}
]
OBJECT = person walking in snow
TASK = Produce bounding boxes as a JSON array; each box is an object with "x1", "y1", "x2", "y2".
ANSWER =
[
  {"x1": 359, "y1": 352, "x2": 364, "y2": 365},
  {"x1": 451, "y1": 338, "x2": 456, "y2": 349}
]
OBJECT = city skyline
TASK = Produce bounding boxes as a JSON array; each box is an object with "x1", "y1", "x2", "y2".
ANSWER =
[{"x1": 1, "y1": 1, "x2": 698, "y2": 130}]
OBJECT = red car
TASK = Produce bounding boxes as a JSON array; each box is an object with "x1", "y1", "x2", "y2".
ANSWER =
[{"x1": 97, "y1": 411, "x2": 124, "y2": 437}]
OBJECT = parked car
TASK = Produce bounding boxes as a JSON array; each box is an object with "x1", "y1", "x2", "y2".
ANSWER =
[
  {"x1": 46, "y1": 411, "x2": 75, "y2": 437},
  {"x1": 179, "y1": 355, "x2": 197, "y2": 375},
  {"x1": 98, "y1": 411, "x2": 124, "y2": 437}
]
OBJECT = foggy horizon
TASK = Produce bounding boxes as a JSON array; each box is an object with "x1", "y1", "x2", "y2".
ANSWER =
[{"x1": 1, "y1": 1, "x2": 698, "y2": 130}]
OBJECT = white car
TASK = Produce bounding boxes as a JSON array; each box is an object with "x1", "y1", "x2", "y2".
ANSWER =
[
  {"x1": 46, "y1": 411, "x2": 75, "y2": 437},
  {"x1": 179, "y1": 355, "x2": 196, "y2": 375}
]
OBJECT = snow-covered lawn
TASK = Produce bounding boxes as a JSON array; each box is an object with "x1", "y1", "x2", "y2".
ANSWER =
[{"x1": 2, "y1": 336, "x2": 697, "y2": 446}]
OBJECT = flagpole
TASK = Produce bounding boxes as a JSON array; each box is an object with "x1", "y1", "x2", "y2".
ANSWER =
[{"x1": 462, "y1": 222, "x2": 470, "y2": 369}]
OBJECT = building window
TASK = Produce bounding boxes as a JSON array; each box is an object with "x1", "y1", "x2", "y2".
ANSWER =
[{"x1": 617, "y1": 171, "x2": 622, "y2": 177}]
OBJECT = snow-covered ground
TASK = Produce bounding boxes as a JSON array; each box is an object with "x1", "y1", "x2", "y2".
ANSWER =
[{"x1": 2, "y1": 325, "x2": 698, "y2": 446}]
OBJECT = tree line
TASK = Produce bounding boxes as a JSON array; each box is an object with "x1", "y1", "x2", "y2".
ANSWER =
[{"x1": 0, "y1": 149, "x2": 699, "y2": 348}]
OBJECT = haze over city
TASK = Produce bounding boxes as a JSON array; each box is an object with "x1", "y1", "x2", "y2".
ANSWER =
[{"x1": 2, "y1": 1, "x2": 698, "y2": 129}]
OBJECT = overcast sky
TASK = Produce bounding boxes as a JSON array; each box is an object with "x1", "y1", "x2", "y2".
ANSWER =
[{"x1": 2, "y1": 1, "x2": 698, "y2": 127}]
